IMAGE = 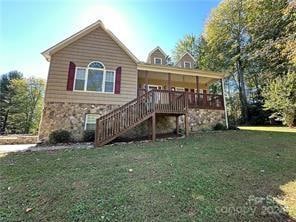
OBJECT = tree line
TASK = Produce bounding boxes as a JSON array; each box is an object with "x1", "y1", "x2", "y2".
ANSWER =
[
  {"x1": 0, "y1": 71, "x2": 45, "y2": 134},
  {"x1": 172, "y1": 0, "x2": 295, "y2": 127}
]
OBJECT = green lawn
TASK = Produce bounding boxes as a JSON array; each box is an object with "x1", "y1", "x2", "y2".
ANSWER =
[
  {"x1": 239, "y1": 126, "x2": 296, "y2": 133},
  {"x1": 1, "y1": 130, "x2": 296, "y2": 221}
]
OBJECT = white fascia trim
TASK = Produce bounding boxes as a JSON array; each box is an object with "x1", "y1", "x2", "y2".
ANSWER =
[{"x1": 176, "y1": 52, "x2": 195, "y2": 65}]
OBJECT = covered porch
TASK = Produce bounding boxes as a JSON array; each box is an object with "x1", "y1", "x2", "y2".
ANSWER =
[
  {"x1": 137, "y1": 63, "x2": 225, "y2": 110},
  {"x1": 95, "y1": 64, "x2": 227, "y2": 146}
]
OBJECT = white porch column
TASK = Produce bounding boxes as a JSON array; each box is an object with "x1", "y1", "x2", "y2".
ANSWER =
[{"x1": 221, "y1": 78, "x2": 229, "y2": 129}]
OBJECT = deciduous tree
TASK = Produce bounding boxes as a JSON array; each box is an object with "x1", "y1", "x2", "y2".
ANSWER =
[
  {"x1": 172, "y1": 34, "x2": 199, "y2": 65},
  {"x1": 263, "y1": 72, "x2": 296, "y2": 127},
  {"x1": 204, "y1": 0, "x2": 249, "y2": 122}
]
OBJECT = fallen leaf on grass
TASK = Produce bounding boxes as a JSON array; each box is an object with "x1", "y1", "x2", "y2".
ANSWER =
[{"x1": 25, "y1": 208, "x2": 33, "y2": 213}]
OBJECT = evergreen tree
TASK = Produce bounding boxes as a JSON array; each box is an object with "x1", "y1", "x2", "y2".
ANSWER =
[{"x1": 0, "y1": 71, "x2": 23, "y2": 133}]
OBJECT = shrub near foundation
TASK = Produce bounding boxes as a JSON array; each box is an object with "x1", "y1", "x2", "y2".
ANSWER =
[
  {"x1": 83, "y1": 130, "x2": 95, "y2": 142},
  {"x1": 49, "y1": 130, "x2": 72, "y2": 144},
  {"x1": 212, "y1": 123, "x2": 227, "y2": 130}
]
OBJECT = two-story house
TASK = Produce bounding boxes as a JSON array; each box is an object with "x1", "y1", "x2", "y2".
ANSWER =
[{"x1": 39, "y1": 20, "x2": 227, "y2": 146}]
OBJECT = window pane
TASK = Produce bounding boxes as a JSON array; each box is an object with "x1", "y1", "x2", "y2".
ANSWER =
[
  {"x1": 87, "y1": 114, "x2": 98, "y2": 124},
  {"x1": 184, "y1": 62, "x2": 191, "y2": 68},
  {"x1": 105, "y1": 71, "x2": 114, "y2": 92},
  {"x1": 105, "y1": 71, "x2": 114, "y2": 82},
  {"x1": 75, "y1": 80, "x2": 85, "y2": 90},
  {"x1": 87, "y1": 69, "x2": 103, "y2": 91},
  {"x1": 86, "y1": 123, "x2": 96, "y2": 131},
  {"x1": 105, "y1": 82, "x2": 114, "y2": 92},
  {"x1": 88, "y1": 62, "x2": 104, "y2": 69},
  {"x1": 74, "y1": 68, "x2": 86, "y2": 90},
  {"x1": 76, "y1": 68, "x2": 86, "y2": 79},
  {"x1": 85, "y1": 114, "x2": 100, "y2": 131},
  {"x1": 155, "y1": 58, "x2": 161, "y2": 64}
]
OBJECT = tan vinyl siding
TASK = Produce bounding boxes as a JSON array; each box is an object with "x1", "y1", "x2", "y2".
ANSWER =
[
  {"x1": 44, "y1": 27, "x2": 137, "y2": 105},
  {"x1": 148, "y1": 49, "x2": 166, "y2": 65},
  {"x1": 176, "y1": 53, "x2": 195, "y2": 68}
]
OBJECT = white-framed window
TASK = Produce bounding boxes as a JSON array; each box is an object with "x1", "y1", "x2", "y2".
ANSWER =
[
  {"x1": 184, "y1": 61, "x2": 191, "y2": 68},
  {"x1": 74, "y1": 61, "x2": 115, "y2": 93},
  {"x1": 154, "y1": 57, "x2": 162, "y2": 65},
  {"x1": 148, "y1": 84, "x2": 162, "y2": 90},
  {"x1": 84, "y1": 114, "x2": 100, "y2": 130},
  {"x1": 175, "y1": 87, "x2": 185, "y2": 91}
]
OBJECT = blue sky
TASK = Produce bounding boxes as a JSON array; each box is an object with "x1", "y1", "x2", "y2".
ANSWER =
[{"x1": 0, "y1": 0, "x2": 220, "y2": 79}]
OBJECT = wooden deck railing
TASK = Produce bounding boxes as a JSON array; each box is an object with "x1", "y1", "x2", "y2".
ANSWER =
[
  {"x1": 187, "y1": 92, "x2": 224, "y2": 110},
  {"x1": 153, "y1": 89, "x2": 187, "y2": 113},
  {"x1": 138, "y1": 89, "x2": 224, "y2": 110},
  {"x1": 95, "y1": 89, "x2": 187, "y2": 146}
]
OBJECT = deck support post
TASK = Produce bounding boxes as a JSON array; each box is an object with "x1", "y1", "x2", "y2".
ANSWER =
[
  {"x1": 168, "y1": 73, "x2": 171, "y2": 90},
  {"x1": 168, "y1": 73, "x2": 172, "y2": 103},
  {"x1": 176, "y1": 116, "x2": 179, "y2": 135},
  {"x1": 152, "y1": 113, "x2": 156, "y2": 142},
  {"x1": 95, "y1": 119, "x2": 99, "y2": 147},
  {"x1": 203, "y1": 89, "x2": 207, "y2": 107},
  {"x1": 184, "y1": 113, "x2": 189, "y2": 137},
  {"x1": 145, "y1": 71, "x2": 148, "y2": 93}
]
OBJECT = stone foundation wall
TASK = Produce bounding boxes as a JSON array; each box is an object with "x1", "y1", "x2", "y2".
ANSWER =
[
  {"x1": 121, "y1": 108, "x2": 225, "y2": 139},
  {"x1": 0, "y1": 135, "x2": 38, "y2": 145},
  {"x1": 186, "y1": 108, "x2": 225, "y2": 131},
  {"x1": 39, "y1": 102, "x2": 225, "y2": 142},
  {"x1": 39, "y1": 102, "x2": 120, "y2": 141}
]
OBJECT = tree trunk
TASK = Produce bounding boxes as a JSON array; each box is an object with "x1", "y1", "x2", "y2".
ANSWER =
[
  {"x1": 236, "y1": 60, "x2": 248, "y2": 123},
  {"x1": 1, "y1": 110, "x2": 9, "y2": 134}
]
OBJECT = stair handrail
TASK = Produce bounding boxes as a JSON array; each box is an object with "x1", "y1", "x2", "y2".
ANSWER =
[{"x1": 96, "y1": 90, "x2": 154, "y2": 122}]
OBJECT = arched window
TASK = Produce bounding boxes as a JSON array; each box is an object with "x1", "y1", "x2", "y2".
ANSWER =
[
  {"x1": 74, "y1": 61, "x2": 115, "y2": 93},
  {"x1": 88, "y1": 61, "x2": 105, "y2": 69}
]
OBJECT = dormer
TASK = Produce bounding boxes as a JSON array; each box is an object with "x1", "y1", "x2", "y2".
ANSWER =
[
  {"x1": 147, "y1": 46, "x2": 167, "y2": 65},
  {"x1": 176, "y1": 52, "x2": 195, "y2": 69}
]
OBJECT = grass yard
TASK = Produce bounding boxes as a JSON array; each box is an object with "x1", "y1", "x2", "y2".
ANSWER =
[
  {"x1": 239, "y1": 126, "x2": 296, "y2": 133},
  {"x1": 1, "y1": 130, "x2": 296, "y2": 221}
]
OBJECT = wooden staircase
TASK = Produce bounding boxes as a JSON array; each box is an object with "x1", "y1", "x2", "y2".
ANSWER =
[{"x1": 95, "y1": 90, "x2": 187, "y2": 147}]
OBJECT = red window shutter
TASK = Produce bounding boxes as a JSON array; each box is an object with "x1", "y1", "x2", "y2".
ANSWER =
[
  {"x1": 115, "y1": 66, "x2": 122, "y2": 94},
  {"x1": 67, "y1": 61, "x2": 76, "y2": 91}
]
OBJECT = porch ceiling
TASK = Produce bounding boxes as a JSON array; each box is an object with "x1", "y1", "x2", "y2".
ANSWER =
[
  {"x1": 138, "y1": 70, "x2": 218, "y2": 85},
  {"x1": 137, "y1": 63, "x2": 225, "y2": 79}
]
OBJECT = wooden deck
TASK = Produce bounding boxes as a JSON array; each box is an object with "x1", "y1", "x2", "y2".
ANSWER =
[{"x1": 95, "y1": 89, "x2": 224, "y2": 147}]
